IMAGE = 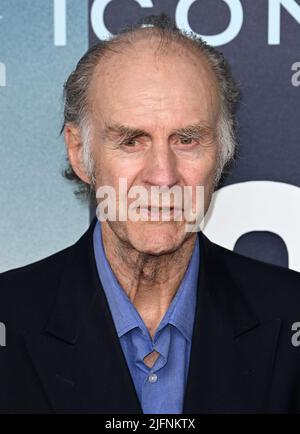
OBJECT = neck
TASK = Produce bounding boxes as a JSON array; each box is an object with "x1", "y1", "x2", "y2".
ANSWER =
[{"x1": 101, "y1": 222, "x2": 197, "y2": 337}]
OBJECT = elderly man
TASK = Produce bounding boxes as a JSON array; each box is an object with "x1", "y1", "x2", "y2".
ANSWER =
[{"x1": 1, "y1": 14, "x2": 300, "y2": 414}]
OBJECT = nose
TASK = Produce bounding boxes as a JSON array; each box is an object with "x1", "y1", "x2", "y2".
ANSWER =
[{"x1": 141, "y1": 142, "x2": 180, "y2": 188}]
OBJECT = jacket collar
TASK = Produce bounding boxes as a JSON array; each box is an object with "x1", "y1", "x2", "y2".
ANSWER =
[
  {"x1": 44, "y1": 218, "x2": 99, "y2": 344},
  {"x1": 45, "y1": 219, "x2": 260, "y2": 344}
]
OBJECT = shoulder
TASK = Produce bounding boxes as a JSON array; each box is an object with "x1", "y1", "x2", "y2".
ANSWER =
[
  {"x1": 0, "y1": 245, "x2": 73, "y2": 329},
  {"x1": 0, "y1": 218, "x2": 95, "y2": 333},
  {"x1": 202, "y1": 233, "x2": 300, "y2": 319},
  {"x1": 211, "y1": 235, "x2": 299, "y2": 275},
  {"x1": 0, "y1": 244, "x2": 72, "y2": 289}
]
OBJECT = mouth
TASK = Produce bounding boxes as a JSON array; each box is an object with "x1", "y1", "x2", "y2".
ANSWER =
[
  {"x1": 137, "y1": 206, "x2": 184, "y2": 221},
  {"x1": 138, "y1": 205, "x2": 181, "y2": 211}
]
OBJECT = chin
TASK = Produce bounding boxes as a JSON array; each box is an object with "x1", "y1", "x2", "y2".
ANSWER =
[{"x1": 125, "y1": 221, "x2": 187, "y2": 256}]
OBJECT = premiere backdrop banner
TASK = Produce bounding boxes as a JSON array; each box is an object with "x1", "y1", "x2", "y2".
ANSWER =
[{"x1": 1, "y1": 0, "x2": 300, "y2": 273}]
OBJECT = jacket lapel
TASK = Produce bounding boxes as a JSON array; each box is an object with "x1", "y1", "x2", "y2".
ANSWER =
[
  {"x1": 183, "y1": 232, "x2": 282, "y2": 413},
  {"x1": 23, "y1": 219, "x2": 142, "y2": 413}
]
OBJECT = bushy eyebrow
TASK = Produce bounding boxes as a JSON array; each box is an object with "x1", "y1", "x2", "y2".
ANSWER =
[
  {"x1": 174, "y1": 124, "x2": 215, "y2": 137},
  {"x1": 103, "y1": 122, "x2": 146, "y2": 140},
  {"x1": 103, "y1": 121, "x2": 214, "y2": 140}
]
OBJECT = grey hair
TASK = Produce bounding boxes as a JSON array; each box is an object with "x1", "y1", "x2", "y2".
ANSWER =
[{"x1": 61, "y1": 13, "x2": 240, "y2": 199}]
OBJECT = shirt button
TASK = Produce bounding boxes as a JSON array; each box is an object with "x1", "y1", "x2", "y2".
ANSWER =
[{"x1": 148, "y1": 373, "x2": 158, "y2": 383}]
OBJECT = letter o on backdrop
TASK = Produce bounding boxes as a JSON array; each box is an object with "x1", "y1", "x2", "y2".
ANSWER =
[
  {"x1": 91, "y1": 0, "x2": 154, "y2": 40},
  {"x1": 175, "y1": 0, "x2": 244, "y2": 46},
  {"x1": 203, "y1": 181, "x2": 300, "y2": 272}
]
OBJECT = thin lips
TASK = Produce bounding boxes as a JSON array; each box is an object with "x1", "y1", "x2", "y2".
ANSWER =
[{"x1": 140, "y1": 206, "x2": 182, "y2": 211}]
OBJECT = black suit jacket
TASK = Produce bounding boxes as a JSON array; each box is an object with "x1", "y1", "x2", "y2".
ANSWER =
[{"x1": 1, "y1": 218, "x2": 300, "y2": 414}]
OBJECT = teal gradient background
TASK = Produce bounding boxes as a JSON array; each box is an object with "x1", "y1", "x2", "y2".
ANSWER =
[{"x1": 0, "y1": 0, "x2": 89, "y2": 272}]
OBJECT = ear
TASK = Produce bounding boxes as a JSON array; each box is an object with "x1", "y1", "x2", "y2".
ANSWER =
[{"x1": 64, "y1": 123, "x2": 91, "y2": 184}]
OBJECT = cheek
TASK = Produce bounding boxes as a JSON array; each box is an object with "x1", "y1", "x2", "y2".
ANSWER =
[
  {"x1": 181, "y1": 156, "x2": 217, "y2": 188},
  {"x1": 94, "y1": 154, "x2": 142, "y2": 188}
]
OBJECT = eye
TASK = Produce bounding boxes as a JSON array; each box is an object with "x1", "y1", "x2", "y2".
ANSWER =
[
  {"x1": 178, "y1": 135, "x2": 201, "y2": 146},
  {"x1": 180, "y1": 136, "x2": 194, "y2": 145},
  {"x1": 122, "y1": 137, "x2": 138, "y2": 147}
]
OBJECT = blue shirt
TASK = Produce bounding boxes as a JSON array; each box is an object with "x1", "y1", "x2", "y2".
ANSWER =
[{"x1": 93, "y1": 221, "x2": 199, "y2": 414}]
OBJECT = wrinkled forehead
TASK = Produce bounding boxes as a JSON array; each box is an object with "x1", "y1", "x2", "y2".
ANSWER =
[{"x1": 88, "y1": 35, "x2": 220, "y2": 126}]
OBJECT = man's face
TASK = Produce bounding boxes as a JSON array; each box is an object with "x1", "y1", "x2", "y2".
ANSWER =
[{"x1": 88, "y1": 38, "x2": 220, "y2": 255}]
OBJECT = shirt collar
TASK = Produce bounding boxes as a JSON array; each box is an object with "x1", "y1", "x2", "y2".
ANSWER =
[
  {"x1": 93, "y1": 221, "x2": 200, "y2": 342},
  {"x1": 154, "y1": 236, "x2": 199, "y2": 343}
]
